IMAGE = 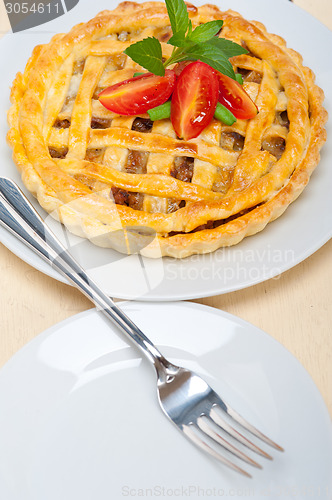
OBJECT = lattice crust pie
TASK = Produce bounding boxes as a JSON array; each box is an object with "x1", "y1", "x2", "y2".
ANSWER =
[{"x1": 7, "y1": 2, "x2": 327, "y2": 258}]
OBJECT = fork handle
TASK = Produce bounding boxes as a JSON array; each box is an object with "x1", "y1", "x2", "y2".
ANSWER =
[{"x1": 0, "y1": 177, "x2": 168, "y2": 373}]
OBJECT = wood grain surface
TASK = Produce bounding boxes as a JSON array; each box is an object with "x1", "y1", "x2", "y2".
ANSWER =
[{"x1": 0, "y1": 0, "x2": 331, "y2": 417}]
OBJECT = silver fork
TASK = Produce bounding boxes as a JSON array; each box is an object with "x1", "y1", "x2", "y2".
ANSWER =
[{"x1": 0, "y1": 177, "x2": 283, "y2": 478}]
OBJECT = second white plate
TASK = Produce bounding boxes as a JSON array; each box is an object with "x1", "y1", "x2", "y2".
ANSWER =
[
  {"x1": 0, "y1": 301, "x2": 331, "y2": 499},
  {"x1": 0, "y1": 0, "x2": 331, "y2": 300}
]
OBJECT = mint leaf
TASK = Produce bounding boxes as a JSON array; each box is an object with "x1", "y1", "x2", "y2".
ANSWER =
[
  {"x1": 124, "y1": 37, "x2": 165, "y2": 76},
  {"x1": 182, "y1": 43, "x2": 236, "y2": 79},
  {"x1": 188, "y1": 20, "x2": 223, "y2": 43},
  {"x1": 165, "y1": 0, "x2": 189, "y2": 36},
  {"x1": 207, "y1": 37, "x2": 248, "y2": 58},
  {"x1": 169, "y1": 20, "x2": 223, "y2": 47},
  {"x1": 124, "y1": 0, "x2": 247, "y2": 80},
  {"x1": 188, "y1": 19, "x2": 193, "y2": 37},
  {"x1": 168, "y1": 31, "x2": 187, "y2": 47}
]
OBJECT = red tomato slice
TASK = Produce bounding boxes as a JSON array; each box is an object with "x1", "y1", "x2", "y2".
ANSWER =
[
  {"x1": 98, "y1": 70, "x2": 176, "y2": 115},
  {"x1": 218, "y1": 73, "x2": 258, "y2": 119},
  {"x1": 171, "y1": 61, "x2": 219, "y2": 141}
]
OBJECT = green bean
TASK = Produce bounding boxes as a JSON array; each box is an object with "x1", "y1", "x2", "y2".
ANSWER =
[
  {"x1": 147, "y1": 101, "x2": 171, "y2": 121},
  {"x1": 235, "y1": 73, "x2": 244, "y2": 85},
  {"x1": 214, "y1": 102, "x2": 236, "y2": 125}
]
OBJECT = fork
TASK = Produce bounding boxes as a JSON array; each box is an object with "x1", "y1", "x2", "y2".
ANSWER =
[{"x1": 0, "y1": 176, "x2": 283, "y2": 477}]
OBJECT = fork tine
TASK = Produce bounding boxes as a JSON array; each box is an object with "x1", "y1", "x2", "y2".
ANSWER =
[
  {"x1": 197, "y1": 416, "x2": 262, "y2": 469},
  {"x1": 210, "y1": 407, "x2": 273, "y2": 459},
  {"x1": 214, "y1": 403, "x2": 284, "y2": 452},
  {"x1": 182, "y1": 424, "x2": 252, "y2": 478}
]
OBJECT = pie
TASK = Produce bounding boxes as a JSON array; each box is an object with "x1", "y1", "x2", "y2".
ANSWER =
[{"x1": 7, "y1": 1, "x2": 327, "y2": 258}]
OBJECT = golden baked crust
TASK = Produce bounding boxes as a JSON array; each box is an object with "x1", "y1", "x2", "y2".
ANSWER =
[{"x1": 7, "y1": 1, "x2": 327, "y2": 258}]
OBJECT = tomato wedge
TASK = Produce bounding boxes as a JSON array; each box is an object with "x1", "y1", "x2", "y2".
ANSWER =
[
  {"x1": 218, "y1": 73, "x2": 258, "y2": 119},
  {"x1": 98, "y1": 70, "x2": 176, "y2": 115},
  {"x1": 171, "y1": 61, "x2": 219, "y2": 141}
]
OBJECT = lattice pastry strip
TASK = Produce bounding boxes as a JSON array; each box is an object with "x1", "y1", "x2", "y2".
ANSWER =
[
  {"x1": 103, "y1": 117, "x2": 135, "y2": 173},
  {"x1": 43, "y1": 54, "x2": 75, "y2": 141},
  {"x1": 67, "y1": 56, "x2": 108, "y2": 160},
  {"x1": 191, "y1": 121, "x2": 222, "y2": 190},
  {"x1": 7, "y1": 2, "x2": 327, "y2": 258},
  {"x1": 144, "y1": 120, "x2": 176, "y2": 214},
  {"x1": 48, "y1": 126, "x2": 239, "y2": 166}
]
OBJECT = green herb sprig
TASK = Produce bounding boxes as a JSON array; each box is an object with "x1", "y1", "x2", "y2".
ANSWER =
[{"x1": 124, "y1": 0, "x2": 247, "y2": 79}]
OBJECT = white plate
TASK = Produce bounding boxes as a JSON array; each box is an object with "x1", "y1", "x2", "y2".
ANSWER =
[
  {"x1": 0, "y1": 301, "x2": 331, "y2": 499},
  {"x1": 1, "y1": 0, "x2": 331, "y2": 300}
]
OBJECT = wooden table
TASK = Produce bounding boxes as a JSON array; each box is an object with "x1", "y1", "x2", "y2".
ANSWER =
[{"x1": 0, "y1": 0, "x2": 331, "y2": 417}]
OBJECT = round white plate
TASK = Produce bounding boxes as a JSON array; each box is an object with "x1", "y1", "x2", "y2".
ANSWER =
[
  {"x1": 0, "y1": 0, "x2": 331, "y2": 300},
  {"x1": 0, "y1": 301, "x2": 331, "y2": 500}
]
